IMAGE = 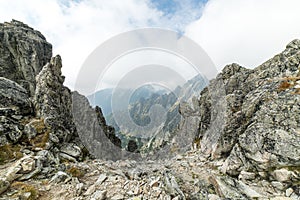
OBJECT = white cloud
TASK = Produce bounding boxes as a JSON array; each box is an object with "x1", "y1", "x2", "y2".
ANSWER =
[
  {"x1": 3, "y1": 0, "x2": 299, "y2": 93},
  {"x1": 185, "y1": 0, "x2": 300, "y2": 71},
  {"x1": 0, "y1": 0, "x2": 206, "y2": 92},
  {"x1": 0, "y1": 0, "x2": 163, "y2": 88}
]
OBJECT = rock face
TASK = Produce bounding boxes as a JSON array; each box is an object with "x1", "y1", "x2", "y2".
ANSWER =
[
  {"x1": 220, "y1": 41, "x2": 300, "y2": 180},
  {"x1": 0, "y1": 20, "x2": 52, "y2": 95},
  {"x1": 0, "y1": 20, "x2": 102, "y2": 195},
  {"x1": 0, "y1": 77, "x2": 32, "y2": 144},
  {"x1": 205, "y1": 40, "x2": 300, "y2": 159},
  {"x1": 0, "y1": 77, "x2": 31, "y2": 114},
  {"x1": 0, "y1": 20, "x2": 84, "y2": 156},
  {"x1": 34, "y1": 55, "x2": 77, "y2": 143},
  {"x1": 95, "y1": 106, "x2": 121, "y2": 148},
  {"x1": 179, "y1": 39, "x2": 300, "y2": 195}
]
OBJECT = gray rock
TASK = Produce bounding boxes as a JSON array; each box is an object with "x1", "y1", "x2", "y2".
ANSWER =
[
  {"x1": 0, "y1": 20, "x2": 52, "y2": 95},
  {"x1": 60, "y1": 143, "x2": 82, "y2": 159},
  {"x1": 180, "y1": 39, "x2": 300, "y2": 185},
  {"x1": 50, "y1": 171, "x2": 70, "y2": 184},
  {"x1": 20, "y1": 157, "x2": 35, "y2": 173},
  {"x1": 286, "y1": 188, "x2": 294, "y2": 197},
  {"x1": 76, "y1": 182, "x2": 84, "y2": 196},
  {"x1": 111, "y1": 194, "x2": 124, "y2": 200},
  {"x1": 18, "y1": 167, "x2": 41, "y2": 181},
  {"x1": 24, "y1": 121, "x2": 38, "y2": 139},
  {"x1": 272, "y1": 169, "x2": 295, "y2": 182},
  {"x1": 7, "y1": 126, "x2": 23, "y2": 142},
  {"x1": 0, "y1": 178, "x2": 9, "y2": 195},
  {"x1": 72, "y1": 91, "x2": 124, "y2": 161},
  {"x1": 95, "y1": 174, "x2": 107, "y2": 186},
  {"x1": 49, "y1": 132, "x2": 60, "y2": 144},
  {"x1": 91, "y1": 190, "x2": 107, "y2": 200},
  {"x1": 84, "y1": 184, "x2": 96, "y2": 196},
  {"x1": 238, "y1": 171, "x2": 256, "y2": 181},
  {"x1": 237, "y1": 180, "x2": 263, "y2": 198},
  {"x1": 164, "y1": 173, "x2": 185, "y2": 199},
  {"x1": 0, "y1": 77, "x2": 31, "y2": 114},
  {"x1": 59, "y1": 153, "x2": 77, "y2": 163},
  {"x1": 34, "y1": 55, "x2": 76, "y2": 143},
  {"x1": 0, "y1": 135, "x2": 8, "y2": 146},
  {"x1": 33, "y1": 55, "x2": 91, "y2": 161}
]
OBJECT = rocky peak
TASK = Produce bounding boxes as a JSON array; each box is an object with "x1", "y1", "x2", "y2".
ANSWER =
[
  {"x1": 34, "y1": 55, "x2": 76, "y2": 143},
  {"x1": 0, "y1": 20, "x2": 52, "y2": 95}
]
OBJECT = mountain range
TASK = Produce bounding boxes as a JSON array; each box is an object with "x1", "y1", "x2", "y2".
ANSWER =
[{"x1": 0, "y1": 20, "x2": 299, "y2": 199}]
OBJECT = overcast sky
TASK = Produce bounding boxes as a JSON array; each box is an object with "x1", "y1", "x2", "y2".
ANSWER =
[{"x1": 1, "y1": 0, "x2": 300, "y2": 94}]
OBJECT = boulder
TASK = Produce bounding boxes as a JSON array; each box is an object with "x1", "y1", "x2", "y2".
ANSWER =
[{"x1": 0, "y1": 77, "x2": 31, "y2": 114}]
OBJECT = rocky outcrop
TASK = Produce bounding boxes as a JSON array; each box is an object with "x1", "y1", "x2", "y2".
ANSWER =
[
  {"x1": 0, "y1": 77, "x2": 32, "y2": 115},
  {"x1": 33, "y1": 55, "x2": 77, "y2": 144},
  {"x1": 0, "y1": 77, "x2": 32, "y2": 144},
  {"x1": 95, "y1": 106, "x2": 121, "y2": 148},
  {"x1": 0, "y1": 20, "x2": 52, "y2": 95},
  {"x1": 0, "y1": 20, "x2": 85, "y2": 160},
  {"x1": 201, "y1": 39, "x2": 300, "y2": 159},
  {"x1": 72, "y1": 91, "x2": 128, "y2": 161},
  {"x1": 178, "y1": 39, "x2": 300, "y2": 197},
  {"x1": 0, "y1": 20, "x2": 95, "y2": 195}
]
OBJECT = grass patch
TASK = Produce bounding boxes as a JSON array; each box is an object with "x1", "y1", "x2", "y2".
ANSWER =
[
  {"x1": 11, "y1": 182, "x2": 38, "y2": 200},
  {"x1": 67, "y1": 166, "x2": 84, "y2": 178},
  {"x1": 29, "y1": 131, "x2": 50, "y2": 149},
  {"x1": 0, "y1": 144, "x2": 23, "y2": 165},
  {"x1": 26, "y1": 118, "x2": 51, "y2": 149},
  {"x1": 278, "y1": 81, "x2": 292, "y2": 91},
  {"x1": 30, "y1": 119, "x2": 46, "y2": 134}
]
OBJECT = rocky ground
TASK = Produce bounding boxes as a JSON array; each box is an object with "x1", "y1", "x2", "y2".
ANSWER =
[
  {"x1": 0, "y1": 148, "x2": 299, "y2": 199},
  {"x1": 0, "y1": 20, "x2": 299, "y2": 199}
]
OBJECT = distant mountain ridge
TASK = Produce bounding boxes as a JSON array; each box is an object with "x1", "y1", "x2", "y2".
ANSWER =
[
  {"x1": 106, "y1": 74, "x2": 209, "y2": 152},
  {"x1": 87, "y1": 85, "x2": 168, "y2": 117}
]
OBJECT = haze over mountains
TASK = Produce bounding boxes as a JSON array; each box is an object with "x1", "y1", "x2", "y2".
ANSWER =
[
  {"x1": 88, "y1": 74, "x2": 209, "y2": 152},
  {"x1": 87, "y1": 85, "x2": 169, "y2": 117}
]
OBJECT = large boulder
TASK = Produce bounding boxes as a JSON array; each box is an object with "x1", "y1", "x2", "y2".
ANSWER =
[{"x1": 0, "y1": 77, "x2": 31, "y2": 114}]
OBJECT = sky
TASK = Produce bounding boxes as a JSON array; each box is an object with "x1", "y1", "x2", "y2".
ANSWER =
[{"x1": 1, "y1": 0, "x2": 300, "y2": 94}]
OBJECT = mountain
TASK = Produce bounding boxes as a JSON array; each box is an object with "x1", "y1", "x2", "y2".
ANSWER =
[
  {"x1": 107, "y1": 74, "x2": 208, "y2": 153},
  {"x1": 87, "y1": 85, "x2": 168, "y2": 117},
  {"x1": 0, "y1": 20, "x2": 299, "y2": 199}
]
